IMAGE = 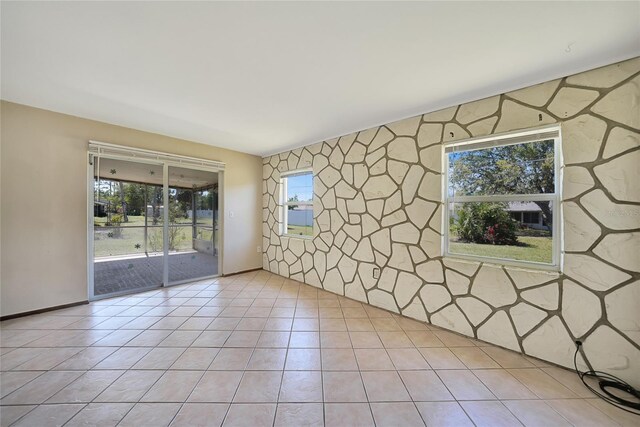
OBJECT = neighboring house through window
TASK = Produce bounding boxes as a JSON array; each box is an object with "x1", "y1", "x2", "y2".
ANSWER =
[{"x1": 508, "y1": 202, "x2": 547, "y2": 229}]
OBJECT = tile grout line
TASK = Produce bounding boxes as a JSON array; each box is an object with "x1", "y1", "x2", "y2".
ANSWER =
[
  {"x1": 4, "y1": 279, "x2": 225, "y2": 426},
  {"x1": 112, "y1": 274, "x2": 249, "y2": 426},
  {"x1": 0, "y1": 270, "x2": 626, "y2": 426}
]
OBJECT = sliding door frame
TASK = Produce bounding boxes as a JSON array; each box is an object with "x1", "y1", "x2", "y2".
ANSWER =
[
  {"x1": 87, "y1": 141, "x2": 225, "y2": 301},
  {"x1": 164, "y1": 163, "x2": 225, "y2": 287}
]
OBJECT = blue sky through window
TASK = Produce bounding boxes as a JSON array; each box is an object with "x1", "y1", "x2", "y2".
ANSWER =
[{"x1": 286, "y1": 173, "x2": 313, "y2": 203}]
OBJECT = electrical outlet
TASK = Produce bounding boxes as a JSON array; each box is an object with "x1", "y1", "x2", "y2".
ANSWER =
[
  {"x1": 373, "y1": 268, "x2": 380, "y2": 279},
  {"x1": 257, "y1": 246, "x2": 261, "y2": 253}
]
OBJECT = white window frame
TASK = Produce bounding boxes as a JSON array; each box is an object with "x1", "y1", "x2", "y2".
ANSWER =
[
  {"x1": 442, "y1": 125, "x2": 562, "y2": 271},
  {"x1": 280, "y1": 168, "x2": 314, "y2": 239}
]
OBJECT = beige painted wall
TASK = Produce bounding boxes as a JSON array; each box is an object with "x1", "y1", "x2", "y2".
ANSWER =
[{"x1": 0, "y1": 101, "x2": 263, "y2": 316}]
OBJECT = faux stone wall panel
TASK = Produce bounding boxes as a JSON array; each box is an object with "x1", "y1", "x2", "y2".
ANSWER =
[
  {"x1": 457, "y1": 296, "x2": 492, "y2": 326},
  {"x1": 508, "y1": 79, "x2": 561, "y2": 107},
  {"x1": 593, "y1": 150, "x2": 640, "y2": 203},
  {"x1": 262, "y1": 58, "x2": 640, "y2": 386},
  {"x1": 523, "y1": 316, "x2": 581, "y2": 369},
  {"x1": 584, "y1": 326, "x2": 640, "y2": 386},
  {"x1": 591, "y1": 75, "x2": 640, "y2": 129},
  {"x1": 471, "y1": 265, "x2": 517, "y2": 308},
  {"x1": 563, "y1": 166, "x2": 594, "y2": 199},
  {"x1": 563, "y1": 254, "x2": 630, "y2": 292},
  {"x1": 510, "y1": 302, "x2": 547, "y2": 336},
  {"x1": 566, "y1": 57, "x2": 640, "y2": 88},
  {"x1": 563, "y1": 202, "x2": 601, "y2": 252},
  {"x1": 547, "y1": 87, "x2": 600, "y2": 119},
  {"x1": 580, "y1": 189, "x2": 640, "y2": 230},
  {"x1": 455, "y1": 95, "x2": 500, "y2": 125},
  {"x1": 605, "y1": 281, "x2": 640, "y2": 344},
  {"x1": 477, "y1": 311, "x2": 521, "y2": 352},
  {"x1": 602, "y1": 127, "x2": 639, "y2": 159},
  {"x1": 562, "y1": 114, "x2": 607, "y2": 164},
  {"x1": 562, "y1": 280, "x2": 602, "y2": 338}
]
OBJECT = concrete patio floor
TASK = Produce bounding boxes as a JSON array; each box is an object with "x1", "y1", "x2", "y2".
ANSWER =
[{"x1": 94, "y1": 252, "x2": 218, "y2": 296}]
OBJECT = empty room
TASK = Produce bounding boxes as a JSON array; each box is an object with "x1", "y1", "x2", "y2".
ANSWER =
[{"x1": 1, "y1": 1, "x2": 639, "y2": 426}]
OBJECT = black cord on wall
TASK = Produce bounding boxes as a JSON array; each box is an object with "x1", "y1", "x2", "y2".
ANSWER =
[{"x1": 573, "y1": 341, "x2": 640, "y2": 416}]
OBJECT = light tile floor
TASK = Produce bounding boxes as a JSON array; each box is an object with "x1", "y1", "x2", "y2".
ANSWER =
[{"x1": 1, "y1": 270, "x2": 638, "y2": 426}]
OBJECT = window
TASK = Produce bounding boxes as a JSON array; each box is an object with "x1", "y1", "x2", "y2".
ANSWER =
[
  {"x1": 280, "y1": 169, "x2": 313, "y2": 238},
  {"x1": 523, "y1": 212, "x2": 540, "y2": 224},
  {"x1": 443, "y1": 126, "x2": 561, "y2": 269}
]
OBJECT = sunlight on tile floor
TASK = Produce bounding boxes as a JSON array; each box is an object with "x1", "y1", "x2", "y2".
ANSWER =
[{"x1": 1, "y1": 270, "x2": 636, "y2": 426}]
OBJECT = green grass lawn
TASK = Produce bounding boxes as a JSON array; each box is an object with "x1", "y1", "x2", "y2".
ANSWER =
[
  {"x1": 94, "y1": 225, "x2": 198, "y2": 257},
  {"x1": 95, "y1": 214, "x2": 144, "y2": 226},
  {"x1": 94, "y1": 227, "x2": 153, "y2": 257},
  {"x1": 449, "y1": 235, "x2": 552, "y2": 263},
  {"x1": 286, "y1": 225, "x2": 313, "y2": 237},
  {"x1": 94, "y1": 214, "x2": 216, "y2": 257}
]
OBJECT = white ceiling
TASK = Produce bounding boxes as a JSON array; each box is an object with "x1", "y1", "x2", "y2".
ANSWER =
[{"x1": 2, "y1": 2, "x2": 639, "y2": 157}]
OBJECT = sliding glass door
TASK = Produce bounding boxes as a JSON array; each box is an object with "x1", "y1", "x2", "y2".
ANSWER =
[
  {"x1": 93, "y1": 157, "x2": 165, "y2": 296},
  {"x1": 167, "y1": 166, "x2": 219, "y2": 284},
  {"x1": 90, "y1": 144, "x2": 223, "y2": 299}
]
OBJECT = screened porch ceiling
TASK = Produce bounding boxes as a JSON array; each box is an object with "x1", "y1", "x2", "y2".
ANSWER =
[{"x1": 95, "y1": 157, "x2": 218, "y2": 189}]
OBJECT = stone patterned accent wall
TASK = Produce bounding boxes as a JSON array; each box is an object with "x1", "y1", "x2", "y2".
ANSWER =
[{"x1": 262, "y1": 58, "x2": 640, "y2": 385}]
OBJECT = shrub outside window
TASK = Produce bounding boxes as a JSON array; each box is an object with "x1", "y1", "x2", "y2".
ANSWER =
[
  {"x1": 280, "y1": 169, "x2": 313, "y2": 238},
  {"x1": 443, "y1": 126, "x2": 561, "y2": 270}
]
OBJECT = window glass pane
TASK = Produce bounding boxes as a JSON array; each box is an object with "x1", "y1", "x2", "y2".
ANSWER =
[
  {"x1": 448, "y1": 139, "x2": 554, "y2": 197},
  {"x1": 194, "y1": 189, "x2": 216, "y2": 226},
  {"x1": 167, "y1": 166, "x2": 218, "y2": 283},
  {"x1": 286, "y1": 173, "x2": 313, "y2": 203},
  {"x1": 94, "y1": 227, "x2": 148, "y2": 258},
  {"x1": 93, "y1": 182, "x2": 163, "y2": 228},
  {"x1": 93, "y1": 158, "x2": 164, "y2": 297},
  {"x1": 285, "y1": 207, "x2": 313, "y2": 237},
  {"x1": 448, "y1": 201, "x2": 553, "y2": 264},
  {"x1": 196, "y1": 226, "x2": 214, "y2": 241},
  {"x1": 282, "y1": 171, "x2": 314, "y2": 237}
]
